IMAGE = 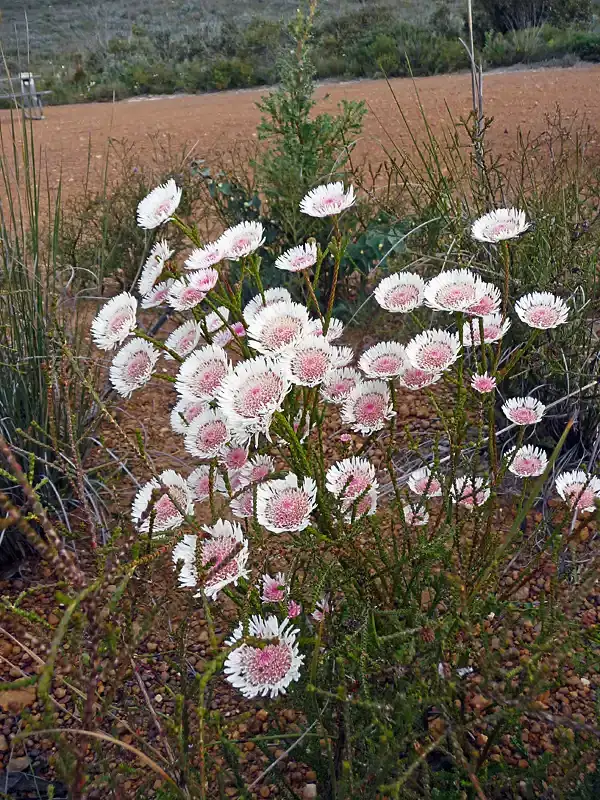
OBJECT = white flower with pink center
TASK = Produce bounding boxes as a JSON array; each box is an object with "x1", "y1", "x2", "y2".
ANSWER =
[
  {"x1": 405, "y1": 329, "x2": 461, "y2": 374},
  {"x1": 359, "y1": 341, "x2": 407, "y2": 379},
  {"x1": 331, "y1": 346, "x2": 354, "y2": 368},
  {"x1": 219, "y1": 220, "x2": 265, "y2": 260},
  {"x1": 261, "y1": 572, "x2": 287, "y2": 603},
  {"x1": 91, "y1": 292, "x2": 137, "y2": 351},
  {"x1": 425, "y1": 270, "x2": 485, "y2": 312},
  {"x1": 225, "y1": 615, "x2": 304, "y2": 699},
  {"x1": 141, "y1": 279, "x2": 174, "y2": 309},
  {"x1": 230, "y1": 487, "x2": 256, "y2": 519},
  {"x1": 396, "y1": 365, "x2": 442, "y2": 391},
  {"x1": 109, "y1": 339, "x2": 159, "y2": 398},
  {"x1": 132, "y1": 469, "x2": 194, "y2": 533},
  {"x1": 244, "y1": 288, "x2": 292, "y2": 325},
  {"x1": 471, "y1": 208, "x2": 530, "y2": 243},
  {"x1": 462, "y1": 313, "x2": 511, "y2": 346},
  {"x1": 168, "y1": 269, "x2": 218, "y2": 311},
  {"x1": 320, "y1": 367, "x2": 362, "y2": 404},
  {"x1": 187, "y1": 465, "x2": 213, "y2": 502},
  {"x1": 164, "y1": 320, "x2": 204, "y2": 361},
  {"x1": 247, "y1": 301, "x2": 311, "y2": 356},
  {"x1": 185, "y1": 241, "x2": 224, "y2": 271},
  {"x1": 466, "y1": 283, "x2": 501, "y2": 316},
  {"x1": 502, "y1": 397, "x2": 546, "y2": 426},
  {"x1": 256, "y1": 474, "x2": 317, "y2": 533},
  {"x1": 280, "y1": 336, "x2": 336, "y2": 387},
  {"x1": 137, "y1": 240, "x2": 173, "y2": 297},
  {"x1": 308, "y1": 317, "x2": 345, "y2": 341},
  {"x1": 137, "y1": 179, "x2": 182, "y2": 229},
  {"x1": 218, "y1": 356, "x2": 291, "y2": 444},
  {"x1": 275, "y1": 242, "x2": 318, "y2": 272},
  {"x1": 471, "y1": 372, "x2": 497, "y2": 394},
  {"x1": 408, "y1": 467, "x2": 443, "y2": 498},
  {"x1": 173, "y1": 519, "x2": 249, "y2": 600},
  {"x1": 341, "y1": 380, "x2": 395, "y2": 434},
  {"x1": 239, "y1": 454, "x2": 275, "y2": 487},
  {"x1": 300, "y1": 181, "x2": 355, "y2": 217},
  {"x1": 312, "y1": 596, "x2": 330, "y2": 623},
  {"x1": 342, "y1": 486, "x2": 378, "y2": 520},
  {"x1": 184, "y1": 409, "x2": 231, "y2": 460},
  {"x1": 451, "y1": 476, "x2": 490, "y2": 510},
  {"x1": 170, "y1": 397, "x2": 208, "y2": 434},
  {"x1": 326, "y1": 457, "x2": 377, "y2": 500},
  {"x1": 175, "y1": 345, "x2": 230, "y2": 401},
  {"x1": 514, "y1": 292, "x2": 569, "y2": 330},
  {"x1": 402, "y1": 504, "x2": 430, "y2": 526},
  {"x1": 287, "y1": 600, "x2": 302, "y2": 618},
  {"x1": 374, "y1": 272, "x2": 425, "y2": 313},
  {"x1": 205, "y1": 306, "x2": 230, "y2": 333},
  {"x1": 507, "y1": 445, "x2": 548, "y2": 478},
  {"x1": 220, "y1": 444, "x2": 249, "y2": 471},
  {"x1": 556, "y1": 470, "x2": 600, "y2": 513}
]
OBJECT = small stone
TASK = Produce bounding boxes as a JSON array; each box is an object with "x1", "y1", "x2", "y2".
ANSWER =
[
  {"x1": 147, "y1": 642, "x2": 158, "y2": 653},
  {"x1": 0, "y1": 688, "x2": 36, "y2": 713},
  {"x1": 154, "y1": 694, "x2": 163, "y2": 704},
  {"x1": 259, "y1": 787, "x2": 270, "y2": 798},
  {"x1": 306, "y1": 770, "x2": 317, "y2": 781},
  {"x1": 54, "y1": 687, "x2": 67, "y2": 700},
  {"x1": 518, "y1": 759, "x2": 529, "y2": 769},
  {"x1": 0, "y1": 734, "x2": 8, "y2": 752},
  {"x1": 303, "y1": 785, "x2": 317, "y2": 799},
  {"x1": 48, "y1": 613, "x2": 60, "y2": 626},
  {"x1": 7, "y1": 755, "x2": 31, "y2": 772},
  {"x1": 256, "y1": 709, "x2": 269, "y2": 722}
]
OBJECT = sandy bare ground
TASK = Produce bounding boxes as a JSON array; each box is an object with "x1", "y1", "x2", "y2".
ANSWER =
[{"x1": 3, "y1": 64, "x2": 600, "y2": 194}]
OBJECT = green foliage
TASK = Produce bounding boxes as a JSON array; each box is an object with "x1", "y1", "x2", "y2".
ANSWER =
[{"x1": 473, "y1": 0, "x2": 592, "y2": 36}]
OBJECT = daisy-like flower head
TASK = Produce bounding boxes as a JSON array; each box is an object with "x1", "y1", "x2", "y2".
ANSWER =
[
  {"x1": 185, "y1": 241, "x2": 223, "y2": 271},
  {"x1": 341, "y1": 486, "x2": 378, "y2": 521},
  {"x1": 471, "y1": 372, "x2": 497, "y2": 394},
  {"x1": 219, "y1": 221, "x2": 265, "y2": 260},
  {"x1": 132, "y1": 469, "x2": 194, "y2": 533},
  {"x1": 300, "y1": 181, "x2": 355, "y2": 218},
  {"x1": 275, "y1": 242, "x2": 318, "y2": 272},
  {"x1": 187, "y1": 465, "x2": 213, "y2": 502},
  {"x1": 308, "y1": 317, "x2": 345, "y2": 342},
  {"x1": 408, "y1": 466, "x2": 443, "y2": 498},
  {"x1": 556, "y1": 470, "x2": 600, "y2": 513},
  {"x1": 256, "y1": 473, "x2": 317, "y2": 533},
  {"x1": 312, "y1": 596, "x2": 330, "y2": 623},
  {"x1": 239, "y1": 454, "x2": 275, "y2": 487},
  {"x1": 205, "y1": 306, "x2": 230, "y2": 334},
  {"x1": 396, "y1": 364, "x2": 442, "y2": 391},
  {"x1": 220, "y1": 444, "x2": 249, "y2": 471},
  {"x1": 326, "y1": 457, "x2": 378, "y2": 500},
  {"x1": 262, "y1": 572, "x2": 287, "y2": 603},
  {"x1": 243, "y1": 288, "x2": 292, "y2": 325},
  {"x1": 109, "y1": 339, "x2": 158, "y2": 398},
  {"x1": 184, "y1": 409, "x2": 231, "y2": 460},
  {"x1": 288, "y1": 600, "x2": 302, "y2": 618},
  {"x1": 137, "y1": 240, "x2": 173, "y2": 298},
  {"x1": 164, "y1": 320, "x2": 204, "y2": 361},
  {"x1": 502, "y1": 396, "x2": 546, "y2": 426},
  {"x1": 507, "y1": 445, "x2": 548, "y2": 478},
  {"x1": 141, "y1": 279, "x2": 174, "y2": 309},
  {"x1": 280, "y1": 335, "x2": 336, "y2": 387},
  {"x1": 320, "y1": 367, "x2": 362, "y2": 404},
  {"x1": 471, "y1": 208, "x2": 530, "y2": 243},
  {"x1": 331, "y1": 346, "x2": 354, "y2": 368},
  {"x1": 137, "y1": 178, "x2": 182, "y2": 229},
  {"x1": 374, "y1": 272, "x2": 426, "y2": 313},
  {"x1": 91, "y1": 292, "x2": 137, "y2": 351},
  {"x1": 175, "y1": 345, "x2": 230, "y2": 401},
  {"x1": 451, "y1": 476, "x2": 490, "y2": 510},
  {"x1": 230, "y1": 487, "x2": 256, "y2": 519},
  {"x1": 247, "y1": 301, "x2": 311, "y2": 356},
  {"x1": 341, "y1": 380, "x2": 395, "y2": 434},
  {"x1": 514, "y1": 292, "x2": 569, "y2": 330},
  {"x1": 225, "y1": 615, "x2": 304, "y2": 699},
  {"x1": 168, "y1": 269, "x2": 219, "y2": 311},
  {"x1": 424, "y1": 269, "x2": 484, "y2": 313},
  {"x1": 405, "y1": 329, "x2": 461, "y2": 374},
  {"x1": 402, "y1": 504, "x2": 430, "y2": 527},
  {"x1": 462, "y1": 313, "x2": 511, "y2": 346},
  {"x1": 359, "y1": 341, "x2": 407, "y2": 379},
  {"x1": 218, "y1": 356, "x2": 291, "y2": 444},
  {"x1": 466, "y1": 282, "x2": 501, "y2": 316},
  {"x1": 170, "y1": 397, "x2": 209, "y2": 434}
]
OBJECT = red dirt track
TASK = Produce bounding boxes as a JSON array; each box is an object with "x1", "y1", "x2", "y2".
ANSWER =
[{"x1": 3, "y1": 64, "x2": 600, "y2": 192}]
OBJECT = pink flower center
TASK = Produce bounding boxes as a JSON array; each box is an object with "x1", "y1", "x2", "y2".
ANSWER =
[
  {"x1": 262, "y1": 316, "x2": 304, "y2": 350},
  {"x1": 295, "y1": 350, "x2": 330, "y2": 381},
  {"x1": 514, "y1": 456, "x2": 542, "y2": 476},
  {"x1": 193, "y1": 476, "x2": 210, "y2": 498},
  {"x1": 126, "y1": 351, "x2": 152, "y2": 381},
  {"x1": 341, "y1": 473, "x2": 370, "y2": 498},
  {"x1": 565, "y1": 483, "x2": 596, "y2": 510},
  {"x1": 402, "y1": 368, "x2": 435, "y2": 390},
  {"x1": 414, "y1": 477, "x2": 441, "y2": 495},
  {"x1": 354, "y1": 392, "x2": 386, "y2": 426},
  {"x1": 468, "y1": 295, "x2": 497, "y2": 315},
  {"x1": 236, "y1": 489, "x2": 255, "y2": 517},
  {"x1": 488, "y1": 222, "x2": 515, "y2": 239},
  {"x1": 510, "y1": 408, "x2": 538, "y2": 425},
  {"x1": 156, "y1": 200, "x2": 173, "y2": 218},
  {"x1": 245, "y1": 643, "x2": 292, "y2": 687},
  {"x1": 418, "y1": 343, "x2": 453, "y2": 371},
  {"x1": 387, "y1": 285, "x2": 420, "y2": 309},
  {"x1": 196, "y1": 420, "x2": 228, "y2": 450},
  {"x1": 235, "y1": 374, "x2": 283, "y2": 417},
  {"x1": 328, "y1": 378, "x2": 355, "y2": 399},
  {"x1": 108, "y1": 310, "x2": 131, "y2": 334},
  {"x1": 371, "y1": 354, "x2": 403, "y2": 375},
  {"x1": 202, "y1": 536, "x2": 240, "y2": 587},
  {"x1": 270, "y1": 489, "x2": 311, "y2": 528},
  {"x1": 152, "y1": 287, "x2": 170, "y2": 303},
  {"x1": 473, "y1": 376, "x2": 495, "y2": 392},
  {"x1": 185, "y1": 402, "x2": 206, "y2": 423},
  {"x1": 153, "y1": 488, "x2": 186, "y2": 524},
  {"x1": 192, "y1": 360, "x2": 227, "y2": 395},
  {"x1": 177, "y1": 332, "x2": 198, "y2": 354},
  {"x1": 249, "y1": 464, "x2": 270, "y2": 482},
  {"x1": 263, "y1": 582, "x2": 285, "y2": 602},
  {"x1": 526, "y1": 306, "x2": 559, "y2": 328},
  {"x1": 437, "y1": 284, "x2": 476, "y2": 309},
  {"x1": 179, "y1": 287, "x2": 206, "y2": 307}
]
